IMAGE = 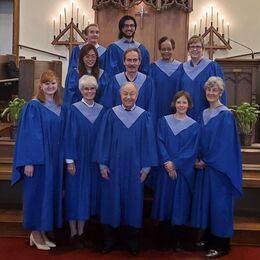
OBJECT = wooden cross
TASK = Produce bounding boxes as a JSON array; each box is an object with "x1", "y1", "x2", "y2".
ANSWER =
[{"x1": 135, "y1": 6, "x2": 148, "y2": 29}]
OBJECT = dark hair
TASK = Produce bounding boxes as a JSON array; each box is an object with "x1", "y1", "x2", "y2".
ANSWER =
[
  {"x1": 123, "y1": 48, "x2": 141, "y2": 61},
  {"x1": 187, "y1": 35, "x2": 204, "y2": 50},
  {"x1": 118, "y1": 15, "x2": 137, "y2": 39},
  {"x1": 78, "y1": 44, "x2": 99, "y2": 81},
  {"x1": 36, "y1": 70, "x2": 62, "y2": 106},
  {"x1": 158, "y1": 36, "x2": 175, "y2": 50},
  {"x1": 171, "y1": 91, "x2": 193, "y2": 112}
]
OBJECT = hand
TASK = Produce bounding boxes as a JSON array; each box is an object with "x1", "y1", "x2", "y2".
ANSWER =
[
  {"x1": 195, "y1": 160, "x2": 206, "y2": 169},
  {"x1": 164, "y1": 161, "x2": 175, "y2": 173},
  {"x1": 67, "y1": 163, "x2": 76, "y2": 175},
  {"x1": 101, "y1": 168, "x2": 110, "y2": 180},
  {"x1": 24, "y1": 165, "x2": 34, "y2": 177},
  {"x1": 140, "y1": 170, "x2": 148, "y2": 183},
  {"x1": 168, "y1": 169, "x2": 177, "y2": 180}
]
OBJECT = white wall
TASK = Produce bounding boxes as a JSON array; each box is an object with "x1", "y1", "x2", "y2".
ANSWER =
[
  {"x1": 0, "y1": 0, "x2": 13, "y2": 55},
  {"x1": 19, "y1": 0, "x2": 94, "y2": 86},
  {"x1": 189, "y1": 0, "x2": 260, "y2": 59}
]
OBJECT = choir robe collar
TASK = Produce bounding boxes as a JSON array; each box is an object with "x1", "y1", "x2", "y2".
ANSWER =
[
  {"x1": 165, "y1": 114, "x2": 196, "y2": 135},
  {"x1": 114, "y1": 37, "x2": 141, "y2": 52},
  {"x1": 74, "y1": 68, "x2": 104, "y2": 79},
  {"x1": 73, "y1": 101, "x2": 103, "y2": 124},
  {"x1": 112, "y1": 105, "x2": 145, "y2": 128},
  {"x1": 33, "y1": 98, "x2": 61, "y2": 116},
  {"x1": 203, "y1": 105, "x2": 229, "y2": 125},
  {"x1": 155, "y1": 59, "x2": 182, "y2": 77},
  {"x1": 183, "y1": 57, "x2": 211, "y2": 80},
  {"x1": 78, "y1": 43, "x2": 106, "y2": 57},
  {"x1": 115, "y1": 72, "x2": 146, "y2": 91}
]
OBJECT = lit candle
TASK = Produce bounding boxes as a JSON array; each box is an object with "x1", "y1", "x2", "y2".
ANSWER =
[
  {"x1": 88, "y1": 19, "x2": 90, "y2": 25},
  {"x1": 211, "y1": 5, "x2": 213, "y2": 23},
  {"x1": 199, "y1": 18, "x2": 202, "y2": 34},
  {"x1": 64, "y1": 7, "x2": 67, "y2": 25},
  {"x1": 59, "y1": 13, "x2": 61, "y2": 31},
  {"x1": 82, "y1": 13, "x2": 85, "y2": 29},
  {"x1": 53, "y1": 18, "x2": 56, "y2": 36},
  {"x1": 222, "y1": 17, "x2": 224, "y2": 35},
  {"x1": 205, "y1": 12, "x2": 208, "y2": 28},
  {"x1": 193, "y1": 23, "x2": 197, "y2": 35},
  {"x1": 227, "y1": 23, "x2": 230, "y2": 39},
  {"x1": 71, "y1": 1, "x2": 74, "y2": 20},
  {"x1": 216, "y1": 12, "x2": 219, "y2": 29},
  {"x1": 77, "y1": 7, "x2": 79, "y2": 24}
]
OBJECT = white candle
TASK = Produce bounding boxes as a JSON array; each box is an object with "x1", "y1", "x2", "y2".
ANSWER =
[
  {"x1": 64, "y1": 7, "x2": 67, "y2": 24},
  {"x1": 53, "y1": 18, "x2": 56, "y2": 36},
  {"x1": 77, "y1": 7, "x2": 79, "y2": 24},
  {"x1": 205, "y1": 12, "x2": 208, "y2": 28},
  {"x1": 211, "y1": 6, "x2": 213, "y2": 23},
  {"x1": 227, "y1": 23, "x2": 230, "y2": 39},
  {"x1": 82, "y1": 13, "x2": 85, "y2": 29},
  {"x1": 222, "y1": 17, "x2": 224, "y2": 35},
  {"x1": 217, "y1": 12, "x2": 219, "y2": 29},
  {"x1": 199, "y1": 18, "x2": 202, "y2": 34},
  {"x1": 88, "y1": 19, "x2": 90, "y2": 25},
  {"x1": 194, "y1": 23, "x2": 197, "y2": 35},
  {"x1": 71, "y1": 1, "x2": 74, "y2": 20},
  {"x1": 59, "y1": 13, "x2": 61, "y2": 31}
]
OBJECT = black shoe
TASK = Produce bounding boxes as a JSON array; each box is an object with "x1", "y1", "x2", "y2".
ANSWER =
[
  {"x1": 205, "y1": 249, "x2": 228, "y2": 258},
  {"x1": 70, "y1": 235, "x2": 84, "y2": 249},
  {"x1": 78, "y1": 234, "x2": 93, "y2": 248},
  {"x1": 129, "y1": 248, "x2": 140, "y2": 256},
  {"x1": 102, "y1": 244, "x2": 113, "y2": 254}
]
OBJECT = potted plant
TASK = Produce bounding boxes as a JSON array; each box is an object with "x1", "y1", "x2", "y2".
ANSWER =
[
  {"x1": 0, "y1": 97, "x2": 26, "y2": 139},
  {"x1": 230, "y1": 102, "x2": 260, "y2": 146}
]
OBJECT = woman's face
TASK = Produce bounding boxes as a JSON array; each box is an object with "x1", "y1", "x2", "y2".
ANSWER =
[
  {"x1": 83, "y1": 49, "x2": 97, "y2": 68},
  {"x1": 159, "y1": 40, "x2": 173, "y2": 62},
  {"x1": 175, "y1": 95, "x2": 189, "y2": 115},
  {"x1": 188, "y1": 40, "x2": 203, "y2": 61},
  {"x1": 205, "y1": 86, "x2": 222, "y2": 103},
  {"x1": 40, "y1": 79, "x2": 58, "y2": 97},
  {"x1": 80, "y1": 85, "x2": 96, "y2": 102}
]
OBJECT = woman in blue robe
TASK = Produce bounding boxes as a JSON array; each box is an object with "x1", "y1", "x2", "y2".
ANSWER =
[
  {"x1": 149, "y1": 36, "x2": 183, "y2": 121},
  {"x1": 180, "y1": 35, "x2": 226, "y2": 121},
  {"x1": 93, "y1": 82, "x2": 158, "y2": 255},
  {"x1": 152, "y1": 91, "x2": 200, "y2": 249},
  {"x1": 64, "y1": 75, "x2": 106, "y2": 249},
  {"x1": 64, "y1": 43, "x2": 109, "y2": 108},
  {"x1": 12, "y1": 70, "x2": 65, "y2": 250},
  {"x1": 192, "y1": 76, "x2": 242, "y2": 258}
]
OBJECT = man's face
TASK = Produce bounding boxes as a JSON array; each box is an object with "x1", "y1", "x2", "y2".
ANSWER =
[
  {"x1": 86, "y1": 25, "x2": 99, "y2": 44},
  {"x1": 121, "y1": 19, "x2": 136, "y2": 39},
  {"x1": 121, "y1": 83, "x2": 138, "y2": 109},
  {"x1": 124, "y1": 51, "x2": 140, "y2": 73}
]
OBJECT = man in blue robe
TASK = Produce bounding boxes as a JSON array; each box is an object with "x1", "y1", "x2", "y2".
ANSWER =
[
  {"x1": 180, "y1": 35, "x2": 226, "y2": 121},
  {"x1": 93, "y1": 82, "x2": 158, "y2": 255},
  {"x1": 100, "y1": 48, "x2": 156, "y2": 122},
  {"x1": 68, "y1": 23, "x2": 106, "y2": 72},
  {"x1": 104, "y1": 15, "x2": 150, "y2": 76}
]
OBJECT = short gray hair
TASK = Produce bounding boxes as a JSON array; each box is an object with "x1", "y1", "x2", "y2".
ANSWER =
[
  {"x1": 120, "y1": 82, "x2": 139, "y2": 94},
  {"x1": 78, "y1": 75, "x2": 98, "y2": 89},
  {"x1": 204, "y1": 76, "x2": 225, "y2": 92}
]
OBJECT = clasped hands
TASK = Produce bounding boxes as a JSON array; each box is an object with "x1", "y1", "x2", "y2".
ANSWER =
[{"x1": 164, "y1": 161, "x2": 177, "y2": 180}]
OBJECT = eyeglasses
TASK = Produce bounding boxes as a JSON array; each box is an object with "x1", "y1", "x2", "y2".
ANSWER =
[
  {"x1": 189, "y1": 45, "x2": 202, "y2": 50},
  {"x1": 124, "y1": 24, "x2": 135, "y2": 28},
  {"x1": 85, "y1": 54, "x2": 97, "y2": 59},
  {"x1": 160, "y1": 48, "x2": 172, "y2": 52}
]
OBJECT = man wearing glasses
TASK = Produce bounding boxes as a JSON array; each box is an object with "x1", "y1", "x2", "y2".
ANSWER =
[{"x1": 105, "y1": 15, "x2": 150, "y2": 76}]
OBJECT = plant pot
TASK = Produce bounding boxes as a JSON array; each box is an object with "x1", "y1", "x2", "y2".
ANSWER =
[
  {"x1": 9, "y1": 125, "x2": 18, "y2": 139},
  {"x1": 240, "y1": 133, "x2": 252, "y2": 146}
]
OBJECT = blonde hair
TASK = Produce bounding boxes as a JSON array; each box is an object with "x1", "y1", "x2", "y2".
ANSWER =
[{"x1": 78, "y1": 75, "x2": 98, "y2": 89}]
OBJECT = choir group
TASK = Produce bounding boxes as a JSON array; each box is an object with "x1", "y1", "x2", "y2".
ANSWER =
[{"x1": 12, "y1": 15, "x2": 242, "y2": 258}]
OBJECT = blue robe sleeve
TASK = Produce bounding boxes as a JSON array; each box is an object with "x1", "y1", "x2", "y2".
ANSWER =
[
  {"x1": 12, "y1": 101, "x2": 45, "y2": 185},
  {"x1": 139, "y1": 45, "x2": 150, "y2": 75},
  {"x1": 68, "y1": 46, "x2": 80, "y2": 73},
  {"x1": 64, "y1": 69, "x2": 81, "y2": 108},
  {"x1": 202, "y1": 111, "x2": 242, "y2": 197},
  {"x1": 104, "y1": 44, "x2": 121, "y2": 76},
  {"x1": 140, "y1": 112, "x2": 158, "y2": 168},
  {"x1": 99, "y1": 77, "x2": 118, "y2": 108},
  {"x1": 145, "y1": 76, "x2": 157, "y2": 124}
]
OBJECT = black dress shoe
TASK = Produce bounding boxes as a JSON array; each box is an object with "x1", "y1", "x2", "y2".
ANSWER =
[
  {"x1": 205, "y1": 249, "x2": 228, "y2": 258},
  {"x1": 129, "y1": 248, "x2": 139, "y2": 256},
  {"x1": 102, "y1": 244, "x2": 113, "y2": 254},
  {"x1": 70, "y1": 235, "x2": 84, "y2": 249},
  {"x1": 78, "y1": 234, "x2": 93, "y2": 248}
]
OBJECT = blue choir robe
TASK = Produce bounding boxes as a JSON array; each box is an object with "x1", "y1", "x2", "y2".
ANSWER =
[
  {"x1": 12, "y1": 99, "x2": 65, "y2": 231},
  {"x1": 149, "y1": 59, "x2": 183, "y2": 121},
  {"x1": 93, "y1": 105, "x2": 158, "y2": 228},
  {"x1": 100, "y1": 72, "x2": 156, "y2": 122},
  {"x1": 64, "y1": 101, "x2": 106, "y2": 220},
  {"x1": 191, "y1": 105, "x2": 242, "y2": 237},
  {"x1": 63, "y1": 67, "x2": 109, "y2": 108},
  {"x1": 68, "y1": 43, "x2": 106, "y2": 72},
  {"x1": 152, "y1": 115, "x2": 200, "y2": 225},
  {"x1": 104, "y1": 38, "x2": 150, "y2": 76},
  {"x1": 180, "y1": 58, "x2": 226, "y2": 121}
]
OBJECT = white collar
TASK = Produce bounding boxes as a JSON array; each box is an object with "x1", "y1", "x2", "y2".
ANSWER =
[
  {"x1": 81, "y1": 99, "x2": 95, "y2": 107},
  {"x1": 122, "y1": 104, "x2": 136, "y2": 111}
]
